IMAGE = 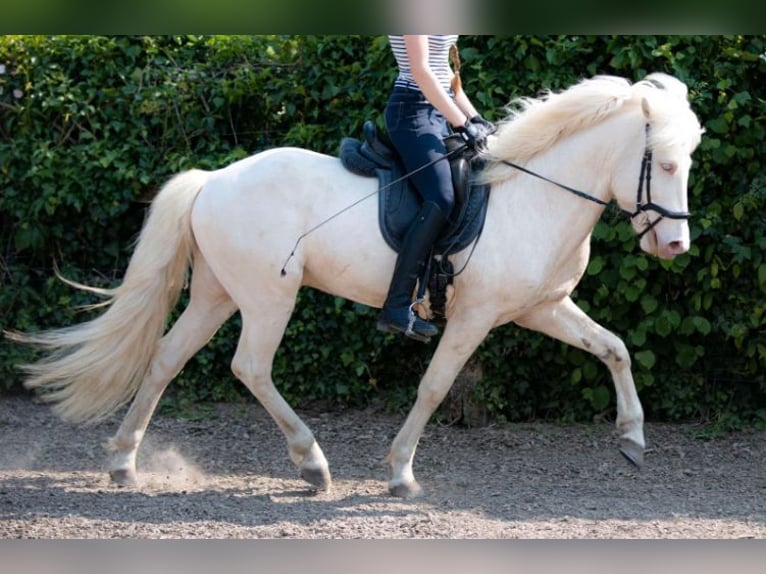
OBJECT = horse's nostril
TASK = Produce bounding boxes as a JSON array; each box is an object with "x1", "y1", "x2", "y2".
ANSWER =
[{"x1": 668, "y1": 240, "x2": 687, "y2": 254}]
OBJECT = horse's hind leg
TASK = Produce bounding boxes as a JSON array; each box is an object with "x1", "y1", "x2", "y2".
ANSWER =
[
  {"x1": 108, "y1": 255, "x2": 237, "y2": 487},
  {"x1": 515, "y1": 296, "x2": 645, "y2": 467},
  {"x1": 231, "y1": 301, "x2": 331, "y2": 492}
]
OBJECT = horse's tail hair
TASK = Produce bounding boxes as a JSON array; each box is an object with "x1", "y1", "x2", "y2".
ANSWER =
[{"x1": 7, "y1": 169, "x2": 209, "y2": 424}]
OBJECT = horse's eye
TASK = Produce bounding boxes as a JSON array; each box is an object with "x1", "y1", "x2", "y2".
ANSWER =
[{"x1": 660, "y1": 162, "x2": 676, "y2": 173}]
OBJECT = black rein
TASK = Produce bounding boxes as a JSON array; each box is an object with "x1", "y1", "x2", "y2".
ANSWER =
[{"x1": 497, "y1": 124, "x2": 691, "y2": 240}]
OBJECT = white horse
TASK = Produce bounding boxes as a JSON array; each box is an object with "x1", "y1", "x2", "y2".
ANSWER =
[{"x1": 10, "y1": 73, "x2": 703, "y2": 498}]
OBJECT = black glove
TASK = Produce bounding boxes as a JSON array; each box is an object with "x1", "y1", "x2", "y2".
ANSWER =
[
  {"x1": 455, "y1": 119, "x2": 488, "y2": 151},
  {"x1": 470, "y1": 114, "x2": 497, "y2": 135}
]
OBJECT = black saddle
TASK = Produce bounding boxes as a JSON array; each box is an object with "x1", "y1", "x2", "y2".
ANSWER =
[
  {"x1": 339, "y1": 120, "x2": 490, "y2": 256},
  {"x1": 339, "y1": 120, "x2": 491, "y2": 320}
]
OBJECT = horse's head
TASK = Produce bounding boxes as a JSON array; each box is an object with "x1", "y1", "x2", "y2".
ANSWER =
[
  {"x1": 481, "y1": 72, "x2": 704, "y2": 261},
  {"x1": 615, "y1": 74, "x2": 704, "y2": 260}
]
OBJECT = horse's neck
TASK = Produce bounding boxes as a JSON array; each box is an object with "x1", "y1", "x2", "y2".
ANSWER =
[
  {"x1": 480, "y1": 116, "x2": 642, "y2": 289},
  {"x1": 496, "y1": 112, "x2": 642, "y2": 234},
  {"x1": 495, "y1": 139, "x2": 606, "y2": 238}
]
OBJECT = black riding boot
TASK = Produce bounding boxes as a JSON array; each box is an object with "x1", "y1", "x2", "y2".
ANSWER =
[{"x1": 377, "y1": 201, "x2": 447, "y2": 342}]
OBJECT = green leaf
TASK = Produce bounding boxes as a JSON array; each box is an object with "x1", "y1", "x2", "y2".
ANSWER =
[
  {"x1": 629, "y1": 328, "x2": 647, "y2": 347},
  {"x1": 634, "y1": 350, "x2": 656, "y2": 370},
  {"x1": 587, "y1": 256, "x2": 604, "y2": 275},
  {"x1": 583, "y1": 385, "x2": 611, "y2": 411},
  {"x1": 655, "y1": 310, "x2": 680, "y2": 337},
  {"x1": 674, "y1": 343, "x2": 703, "y2": 368},
  {"x1": 640, "y1": 295, "x2": 658, "y2": 314},
  {"x1": 635, "y1": 371, "x2": 654, "y2": 389},
  {"x1": 758, "y1": 264, "x2": 766, "y2": 292},
  {"x1": 624, "y1": 283, "x2": 642, "y2": 302},
  {"x1": 692, "y1": 316, "x2": 712, "y2": 336},
  {"x1": 619, "y1": 263, "x2": 638, "y2": 281},
  {"x1": 582, "y1": 361, "x2": 599, "y2": 381},
  {"x1": 707, "y1": 117, "x2": 729, "y2": 134}
]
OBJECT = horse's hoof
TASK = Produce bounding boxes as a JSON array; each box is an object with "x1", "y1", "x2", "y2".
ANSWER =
[
  {"x1": 389, "y1": 480, "x2": 423, "y2": 499},
  {"x1": 110, "y1": 468, "x2": 138, "y2": 488},
  {"x1": 300, "y1": 466, "x2": 332, "y2": 491},
  {"x1": 619, "y1": 439, "x2": 644, "y2": 469}
]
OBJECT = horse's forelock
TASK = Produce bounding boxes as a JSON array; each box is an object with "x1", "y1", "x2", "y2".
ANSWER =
[
  {"x1": 638, "y1": 72, "x2": 689, "y2": 101},
  {"x1": 635, "y1": 78, "x2": 703, "y2": 153}
]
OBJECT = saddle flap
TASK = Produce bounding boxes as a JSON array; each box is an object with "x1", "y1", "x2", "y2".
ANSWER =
[{"x1": 338, "y1": 121, "x2": 491, "y2": 257}]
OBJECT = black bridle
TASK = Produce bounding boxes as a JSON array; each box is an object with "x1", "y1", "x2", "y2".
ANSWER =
[{"x1": 498, "y1": 124, "x2": 691, "y2": 239}]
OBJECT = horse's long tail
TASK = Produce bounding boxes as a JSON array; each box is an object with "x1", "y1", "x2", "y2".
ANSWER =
[{"x1": 8, "y1": 169, "x2": 209, "y2": 423}]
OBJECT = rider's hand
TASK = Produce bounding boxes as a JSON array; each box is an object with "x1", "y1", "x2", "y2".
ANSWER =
[
  {"x1": 470, "y1": 115, "x2": 497, "y2": 135},
  {"x1": 456, "y1": 119, "x2": 488, "y2": 151}
]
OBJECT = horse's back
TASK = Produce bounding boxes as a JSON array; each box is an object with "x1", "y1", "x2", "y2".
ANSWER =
[
  {"x1": 196, "y1": 146, "x2": 372, "y2": 216},
  {"x1": 189, "y1": 146, "x2": 392, "y2": 309}
]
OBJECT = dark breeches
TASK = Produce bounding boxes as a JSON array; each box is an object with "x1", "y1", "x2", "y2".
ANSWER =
[{"x1": 384, "y1": 87, "x2": 455, "y2": 215}]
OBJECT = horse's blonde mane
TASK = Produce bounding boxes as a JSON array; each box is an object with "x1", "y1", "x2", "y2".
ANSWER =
[{"x1": 482, "y1": 73, "x2": 702, "y2": 185}]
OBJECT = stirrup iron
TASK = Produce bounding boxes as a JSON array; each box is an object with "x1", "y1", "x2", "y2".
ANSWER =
[{"x1": 404, "y1": 300, "x2": 433, "y2": 343}]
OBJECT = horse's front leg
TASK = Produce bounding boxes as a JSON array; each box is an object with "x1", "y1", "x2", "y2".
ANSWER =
[
  {"x1": 515, "y1": 296, "x2": 645, "y2": 466},
  {"x1": 387, "y1": 310, "x2": 494, "y2": 498}
]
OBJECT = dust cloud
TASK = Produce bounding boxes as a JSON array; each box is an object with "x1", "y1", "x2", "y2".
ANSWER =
[{"x1": 139, "y1": 446, "x2": 207, "y2": 491}]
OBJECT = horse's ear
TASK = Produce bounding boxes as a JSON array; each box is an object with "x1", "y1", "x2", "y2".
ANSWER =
[{"x1": 641, "y1": 97, "x2": 651, "y2": 119}]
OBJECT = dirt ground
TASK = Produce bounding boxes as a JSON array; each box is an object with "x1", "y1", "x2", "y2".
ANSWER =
[{"x1": 0, "y1": 395, "x2": 764, "y2": 539}]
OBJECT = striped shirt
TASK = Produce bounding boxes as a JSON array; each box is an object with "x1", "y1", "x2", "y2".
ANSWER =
[{"x1": 388, "y1": 35, "x2": 458, "y2": 92}]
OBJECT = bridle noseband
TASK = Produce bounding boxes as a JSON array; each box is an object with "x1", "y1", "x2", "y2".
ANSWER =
[{"x1": 499, "y1": 123, "x2": 691, "y2": 239}]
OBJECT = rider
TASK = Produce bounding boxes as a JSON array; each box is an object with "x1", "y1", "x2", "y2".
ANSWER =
[{"x1": 377, "y1": 35, "x2": 494, "y2": 341}]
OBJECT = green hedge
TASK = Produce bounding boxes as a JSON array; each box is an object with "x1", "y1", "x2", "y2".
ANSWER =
[{"x1": 1, "y1": 35, "x2": 764, "y2": 427}]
